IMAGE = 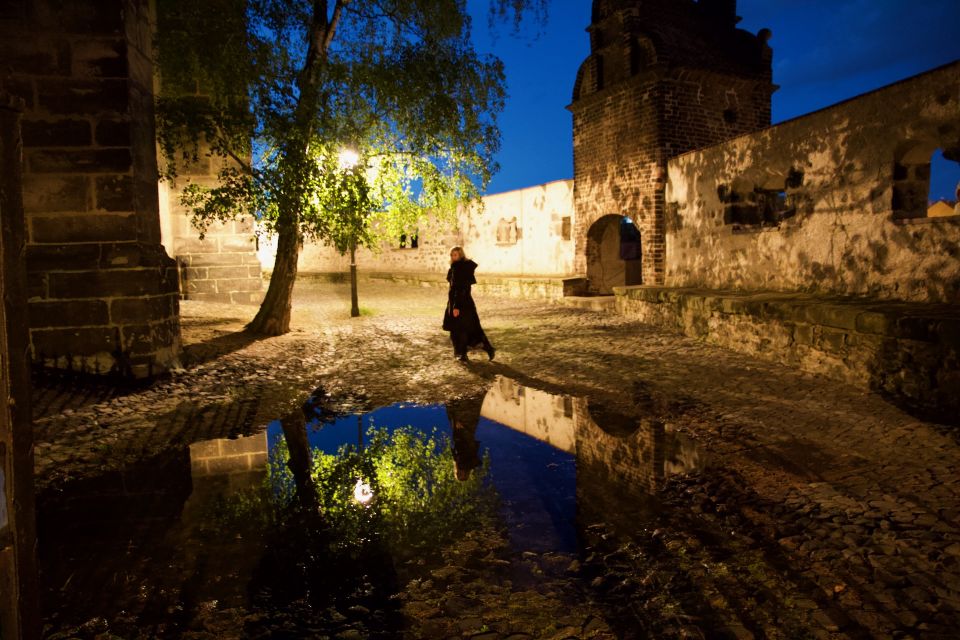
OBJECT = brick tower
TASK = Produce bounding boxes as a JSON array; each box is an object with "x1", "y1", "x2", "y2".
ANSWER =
[{"x1": 571, "y1": 0, "x2": 774, "y2": 292}]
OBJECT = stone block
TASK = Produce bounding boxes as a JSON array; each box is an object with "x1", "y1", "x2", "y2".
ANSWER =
[
  {"x1": 792, "y1": 323, "x2": 814, "y2": 346},
  {"x1": 28, "y1": 299, "x2": 108, "y2": 328},
  {"x1": 2, "y1": 78, "x2": 34, "y2": 109},
  {"x1": 27, "y1": 271, "x2": 47, "y2": 299},
  {"x1": 184, "y1": 253, "x2": 245, "y2": 267},
  {"x1": 31, "y1": 213, "x2": 136, "y2": 243},
  {"x1": 36, "y1": 78, "x2": 128, "y2": 115},
  {"x1": 49, "y1": 268, "x2": 166, "y2": 299},
  {"x1": 175, "y1": 237, "x2": 219, "y2": 254},
  {"x1": 29, "y1": 148, "x2": 131, "y2": 173},
  {"x1": 855, "y1": 310, "x2": 893, "y2": 336},
  {"x1": 21, "y1": 174, "x2": 89, "y2": 213},
  {"x1": 94, "y1": 175, "x2": 133, "y2": 211},
  {"x1": 182, "y1": 267, "x2": 209, "y2": 281},
  {"x1": 21, "y1": 119, "x2": 91, "y2": 147},
  {"x1": 121, "y1": 320, "x2": 179, "y2": 357},
  {"x1": 230, "y1": 291, "x2": 264, "y2": 305},
  {"x1": 816, "y1": 328, "x2": 848, "y2": 355},
  {"x1": 94, "y1": 118, "x2": 130, "y2": 146},
  {"x1": 802, "y1": 304, "x2": 860, "y2": 331},
  {"x1": 216, "y1": 278, "x2": 263, "y2": 293},
  {"x1": 218, "y1": 434, "x2": 267, "y2": 457},
  {"x1": 184, "y1": 279, "x2": 218, "y2": 294},
  {"x1": 109, "y1": 295, "x2": 176, "y2": 324},
  {"x1": 70, "y1": 38, "x2": 126, "y2": 78},
  {"x1": 219, "y1": 237, "x2": 256, "y2": 252},
  {"x1": 189, "y1": 439, "x2": 222, "y2": 459},
  {"x1": 31, "y1": 326, "x2": 114, "y2": 358},
  {"x1": 100, "y1": 242, "x2": 167, "y2": 268},
  {"x1": 30, "y1": 0, "x2": 123, "y2": 34},
  {"x1": 26, "y1": 243, "x2": 100, "y2": 272},
  {"x1": 207, "y1": 266, "x2": 251, "y2": 280},
  {"x1": 0, "y1": 38, "x2": 62, "y2": 75},
  {"x1": 184, "y1": 292, "x2": 233, "y2": 303}
]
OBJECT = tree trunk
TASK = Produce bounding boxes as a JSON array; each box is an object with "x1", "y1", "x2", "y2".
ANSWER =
[
  {"x1": 247, "y1": 214, "x2": 300, "y2": 335},
  {"x1": 349, "y1": 242, "x2": 359, "y2": 317}
]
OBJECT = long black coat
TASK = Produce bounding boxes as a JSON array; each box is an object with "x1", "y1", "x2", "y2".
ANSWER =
[{"x1": 442, "y1": 259, "x2": 487, "y2": 348}]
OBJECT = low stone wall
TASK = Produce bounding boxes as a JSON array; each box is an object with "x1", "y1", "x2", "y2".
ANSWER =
[
  {"x1": 354, "y1": 271, "x2": 568, "y2": 300},
  {"x1": 615, "y1": 286, "x2": 960, "y2": 421}
]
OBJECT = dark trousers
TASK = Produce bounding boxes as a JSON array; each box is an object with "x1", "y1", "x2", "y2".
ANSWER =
[{"x1": 450, "y1": 329, "x2": 492, "y2": 357}]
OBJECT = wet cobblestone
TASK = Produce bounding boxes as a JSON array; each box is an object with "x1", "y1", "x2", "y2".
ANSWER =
[{"x1": 33, "y1": 280, "x2": 960, "y2": 638}]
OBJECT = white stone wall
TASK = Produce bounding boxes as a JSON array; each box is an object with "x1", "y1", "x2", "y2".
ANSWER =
[{"x1": 258, "y1": 179, "x2": 576, "y2": 278}]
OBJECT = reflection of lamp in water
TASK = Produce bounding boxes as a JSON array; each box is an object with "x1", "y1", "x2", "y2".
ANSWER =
[{"x1": 353, "y1": 478, "x2": 374, "y2": 505}]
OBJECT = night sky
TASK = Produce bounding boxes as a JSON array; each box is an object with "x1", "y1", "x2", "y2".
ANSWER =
[{"x1": 469, "y1": 0, "x2": 960, "y2": 202}]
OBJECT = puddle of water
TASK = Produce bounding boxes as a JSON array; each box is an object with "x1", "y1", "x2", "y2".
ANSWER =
[{"x1": 38, "y1": 375, "x2": 705, "y2": 636}]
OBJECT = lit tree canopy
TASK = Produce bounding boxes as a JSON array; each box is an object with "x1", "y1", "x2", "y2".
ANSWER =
[{"x1": 155, "y1": 0, "x2": 546, "y2": 334}]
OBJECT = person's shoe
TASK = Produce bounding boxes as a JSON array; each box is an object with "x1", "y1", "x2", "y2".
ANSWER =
[
  {"x1": 485, "y1": 345, "x2": 495, "y2": 361},
  {"x1": 456, "y1": 354, "x2": 468, "y2": 362}
]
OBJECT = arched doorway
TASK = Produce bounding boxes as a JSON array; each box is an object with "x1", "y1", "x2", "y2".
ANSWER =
[{"x1": 585, "y1": 214, "x2": 643, "y2": 294}]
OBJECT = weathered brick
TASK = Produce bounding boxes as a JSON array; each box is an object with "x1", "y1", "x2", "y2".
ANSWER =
[
  {"x1": 21, "y1": 174, "x2": 89, "y2": 213},
  {"x1": 70, "y1": 38, "x2": 127, "y2": 78},
  {"x1": 215, "y1": 278, "x2": 262, "y2": 293},
  {"x1": 31, "y1": 213, "x2": 136, "y2": 243},
  {"x1": 206, "y1": 266, "x2": 251, "y2": 280},
  {"x1": 184, "y1": 279, "x2": 218, "y2": 294},
  {"x1": 109, "y1": 295, "x2": 176, "y2": 324},
  {"x1": 94, "y1": 174, "x2": 133, "y2": 211},
  {"x1": 28, "y1": 299, "x2": 108, "y2": 328},
  {"x1": 28, "y1": 148, "x2": 131, "y2": 173},
  {"x1": 35, "y1": 0, "x2": 124, "y2": 35},
  {"x1": 94, "y1": 118, "x2": 130, "y2": 146},
  {"x1": 30, "y1": 327, "x2": 115, "y2": 358},
  {"x1": 49, "y1": 268, "x2": 166, "y2": 299},
  {"x1": 121, "y1": 321, "x2": 178, "y2": 356},
  {"x1": 36, "y1": 78, "x2": 128, "y2": 116},
  {"x1": 21, "y1": 118, "x2": 91, "y2": 147}
]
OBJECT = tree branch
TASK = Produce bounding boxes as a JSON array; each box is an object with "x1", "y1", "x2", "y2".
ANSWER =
[{"x1": 323, "y1": 0, "x2": 349, "y2": 55}]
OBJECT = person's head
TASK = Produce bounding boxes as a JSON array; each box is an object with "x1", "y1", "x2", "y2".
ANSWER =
[{"x1": 449, "y1": 246, "x2": 466, "y2": 264}]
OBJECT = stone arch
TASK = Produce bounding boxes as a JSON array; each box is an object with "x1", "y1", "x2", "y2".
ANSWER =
[{"x1": 585, "y1": 214, "x2": 643, "y2": 294}]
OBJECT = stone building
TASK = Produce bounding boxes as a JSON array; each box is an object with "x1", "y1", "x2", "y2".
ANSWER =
[{"x1": 570, "y1": 0, "x2": 774, "y2": 293}]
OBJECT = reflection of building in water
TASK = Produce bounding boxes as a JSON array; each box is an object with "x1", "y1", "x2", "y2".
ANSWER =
[
  {"x1": 480, "y1": 376, "x2": 576, "y2": 454},
  {"x1": 481, "y1": 376, "x2": 702, "y2": 494},
  {"x1": 189, "y1": 432, "x2": 269, "y2": 479}
]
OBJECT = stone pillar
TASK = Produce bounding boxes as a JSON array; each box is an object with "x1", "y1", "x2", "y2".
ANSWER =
[
  {"x1": 0, "y1": 92, "x2": 41, "y2": 640},
  {"x1": 0, "y1": 0, "x2": 182, "y2": 377}
]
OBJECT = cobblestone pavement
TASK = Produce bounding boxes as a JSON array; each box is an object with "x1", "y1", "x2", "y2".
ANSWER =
[{"x1": 33, "y1": 280, "x2": 960, "y2": 638}]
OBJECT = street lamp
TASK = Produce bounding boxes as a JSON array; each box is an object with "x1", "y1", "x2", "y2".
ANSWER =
[{"x1": 338, "y1": 147, "x2": 361, "y2": 317}]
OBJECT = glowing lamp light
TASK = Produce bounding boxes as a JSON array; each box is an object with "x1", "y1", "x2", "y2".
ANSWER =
[
  {"x1": 353, "y1": 478, "x2": 374, "y2": 505},
  {"x1": 338, "y1": 148, "x2": 360, "y2": 170}
]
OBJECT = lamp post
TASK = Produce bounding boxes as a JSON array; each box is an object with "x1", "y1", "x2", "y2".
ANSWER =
[{"x1": 338, "y1": 148, "x2": 361, "y2": 317}]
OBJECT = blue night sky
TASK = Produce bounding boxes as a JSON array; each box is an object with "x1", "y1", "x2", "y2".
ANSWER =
[{"x1": 468, "y1": 0, "x2": 960, "y2": 202}]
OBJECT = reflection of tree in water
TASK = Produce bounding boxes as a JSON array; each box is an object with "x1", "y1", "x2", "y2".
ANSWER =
[{"x1": 200, "y1": 413, "x2": 496, "y2": 635}]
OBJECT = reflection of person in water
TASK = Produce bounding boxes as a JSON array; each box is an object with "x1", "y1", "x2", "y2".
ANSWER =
[{"x1": 446, "y1": 397, "x2": 484, "y2": 481}]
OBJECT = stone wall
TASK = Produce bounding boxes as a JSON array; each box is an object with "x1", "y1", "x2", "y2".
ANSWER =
[
  {"x1": 154, "y1": 0, "x2": 263, "y2": 306},
  {"x1": 571, "y1": 0, "x2": 773, "y2": 293},
  {"x1": 0, "y1": 0, "x2": 181, "y2": 377},
  {"x1": 0, "y1": 92, "x2": 40, "y2": 640},
  {"x1": 665, "y1": 61, "x2": 960, "y2": 304},
  {"x1": 615, "y1": 286, "x2": 960, "y2": 422},
  {"x1": 160, "y1": 174, "x2": 264, "y2": 306},
  {"x1": 264, "y1": 180, "x2": 576, "y2": 279}
]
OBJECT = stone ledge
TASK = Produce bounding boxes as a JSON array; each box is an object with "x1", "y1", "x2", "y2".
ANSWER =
[
  {"x1": 296, "y1": 271, "x2": 573, "y2": 300},
  {"x1": 614, "y1": 286, "x2": 959, "y2": 422}
]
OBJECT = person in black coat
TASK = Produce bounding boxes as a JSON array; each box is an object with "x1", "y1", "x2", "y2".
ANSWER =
[{"x1": 442, "y1": 246, "x2": 495, "y2": 362}]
